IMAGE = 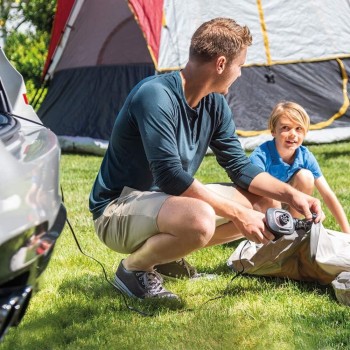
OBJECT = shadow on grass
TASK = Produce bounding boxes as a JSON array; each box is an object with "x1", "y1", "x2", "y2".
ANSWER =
[
  {"x1": 313, "y1": 147, "x2": 350, "y2": 160},
  {"x1": 3, "y1": 275, "x2": 188, "y2": 350},
  {"x1": 5, "y1": 272, "x2": 341, "y2": 350},
  {"x1": 198, "y1": 262, "x2": 232, "y2": 275},
  {"x1": 58, "y1": 273, "x2": 187, "y2": 313},
  {"x1": 223, "y1": 274, "x2": 335, "y2": 299}
]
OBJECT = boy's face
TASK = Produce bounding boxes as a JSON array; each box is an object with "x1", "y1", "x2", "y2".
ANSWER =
[{"x1": 272, "y1": 116, "x2": 306, "y2": 153}]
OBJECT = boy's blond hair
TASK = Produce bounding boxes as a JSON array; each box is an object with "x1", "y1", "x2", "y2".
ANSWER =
[{"x1": 268, "y1": 101, "x2": 310, "y2": 134}]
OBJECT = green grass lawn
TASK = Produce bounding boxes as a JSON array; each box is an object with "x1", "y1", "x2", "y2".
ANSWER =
[{"x1": 2, "y1": 142, "x2": 350, "y2": 350}]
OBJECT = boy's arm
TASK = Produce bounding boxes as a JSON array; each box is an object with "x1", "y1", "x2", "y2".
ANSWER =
[
  {"x1": 248, "y1": 172, "x2": 324, "y2": 222},
  {"x1": 315, "y1": 176, "x2": 350, "y2": 233}
]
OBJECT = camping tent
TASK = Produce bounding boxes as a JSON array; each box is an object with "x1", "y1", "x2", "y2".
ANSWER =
[{"x1": 38, "y1": 0, "x2": 350, "y2": 154}]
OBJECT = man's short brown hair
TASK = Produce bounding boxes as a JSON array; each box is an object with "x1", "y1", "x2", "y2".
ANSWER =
[{"x1": 189, "y1": 17, "x2": 252, "y2": 64}]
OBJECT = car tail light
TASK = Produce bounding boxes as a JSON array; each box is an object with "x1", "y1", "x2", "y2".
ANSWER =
[{"x1": 22, "y1": 94, "x2": 28, "y2": 105}]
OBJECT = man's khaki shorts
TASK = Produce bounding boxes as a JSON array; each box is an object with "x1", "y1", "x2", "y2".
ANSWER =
[{"x1": 94, "y1": 184, "x2": 236, "y2": 254}]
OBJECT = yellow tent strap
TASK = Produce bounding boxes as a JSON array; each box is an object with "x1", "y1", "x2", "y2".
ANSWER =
[
  {"x1": 162, "y1": 8, "x2": 167, "y2": 28},
  {"x1": 236, "y1": 0, "x2": 271, "y2": 137},
  {"x1": 309, "y1": 58, "x2": 349, "y2": 130},
  {"x1": 256, "y1": 0, "x2": 272, "y2": 65},
  {"x1": 236, "y1": 128, "x2": 270, "y2": 137}
]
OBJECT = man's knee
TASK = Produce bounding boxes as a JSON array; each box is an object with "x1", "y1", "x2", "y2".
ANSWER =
[
  {"x1": 158, "y1": 197, "x2": 216, "y2": 246},
  {"x1": 188, "y1": 201, "x2": 216, "y2": 245}
]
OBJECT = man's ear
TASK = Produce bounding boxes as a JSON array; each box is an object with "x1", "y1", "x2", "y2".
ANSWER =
[{"x1": 216, "y1": 56, "x2": 226, "y2": 74}]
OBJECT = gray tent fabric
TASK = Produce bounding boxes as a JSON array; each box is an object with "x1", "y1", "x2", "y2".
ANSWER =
[
  {"x1": 332, "y1": 272, "x2": 350, "y2": 306},
  {"x1": 227, "y1": 59, "x2": 350, "y2": 133},
  {"x1": 39, "y1": 59, "x2": 350, "y2": 140},
  {"x1": 38, "y1": 0, "x2": 350, "y2": 153},
  {"x1": 159, "y1": 0, "x2": 350, "y2": 69},
  {"x1": 39, "y1": 64, "x2": 155, "y2": 139},
  {"x1": 227, "y1": 223, "x2": 350, "y2": 286},
  {"x1": 228, "y1": 223, "x2": 350, "y2": 306}
]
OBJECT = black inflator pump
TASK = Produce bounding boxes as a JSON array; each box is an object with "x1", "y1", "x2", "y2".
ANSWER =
[{"x1": 265, "y1": 208, "x2": 316, "y2": 240}]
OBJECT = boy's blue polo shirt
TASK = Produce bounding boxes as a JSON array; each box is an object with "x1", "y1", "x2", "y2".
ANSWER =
[{"x1": 249, "y1": 139, "x2": 322, "y2": 183}]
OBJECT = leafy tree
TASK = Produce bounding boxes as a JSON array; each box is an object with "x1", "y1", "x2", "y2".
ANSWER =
[
  {"x1": 0, "y1": 0, "x2": 56, "y2": 42},
  {"x1": 18, "y1": 0, "x2": 56, "y2": 33},
  {"x1": 1, "y1": 0, "x2": 57, "y2": 106},
  {"x1": 5, "y1": 31, "x2": 49, "y2": 100},
  {"x1": 0, "y1": 0, "x2": 19, "y2": 43}
]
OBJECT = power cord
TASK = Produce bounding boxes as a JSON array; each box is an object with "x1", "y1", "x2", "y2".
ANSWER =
[
  {"x1": 6, "y1": 110, "x2": 247, "y2": 314},
  {"x1": 196, "y1": 240, "x2": 249, "y2": 308},
  {"x1": 61, "y1": 184, "x2": 154, "y2": 316},
  {"x1": 66, "y1": 208, "x2": 247, "y2": 314},
  {"x1": 1, "y1": 110, "x2": 46, "y2": 127},
  {"x1": 64, "y1": 215, "x2": 153, "y2": 317},
  {"x1": 3, "y1": 110, "x2": 153, "y2": 316}
]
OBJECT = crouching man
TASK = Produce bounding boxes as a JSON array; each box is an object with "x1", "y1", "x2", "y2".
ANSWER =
[{"x1": 89, "y1": 17, "x2": 324, "y2": 300}]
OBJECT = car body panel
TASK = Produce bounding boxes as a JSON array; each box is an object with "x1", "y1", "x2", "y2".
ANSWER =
[{"x1": 0, "y1": 47, "x2": 66, "y2": 341}]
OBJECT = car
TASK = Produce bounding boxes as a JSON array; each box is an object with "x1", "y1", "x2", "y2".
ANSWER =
[{"x1": 0, "y1": 47, "x2": 66, "y2": 341}]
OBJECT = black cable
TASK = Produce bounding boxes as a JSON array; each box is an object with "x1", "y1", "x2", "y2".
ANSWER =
[
  {"x1": 7, "y1": 109, "x2": 249, "y2": 314},
  {"x1": 196, "y1": 240, "x2": 249, "y2": 307},
  {"x1": 1, "y1": 110, "x2": 45, "y2": 127},
  {"x1": 5, "y1": 111, "x2": 153, "y2": 316},
  {"x1": 64, "y1": 216, "x2": 153, "y2": 317},
  {"x1": 60, "y1": 183, "x2": 153, "y2": 317}
]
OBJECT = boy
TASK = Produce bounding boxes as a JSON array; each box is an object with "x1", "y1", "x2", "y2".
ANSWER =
[{"x1": 250, "y1": 101, "x2": 349, "y2": 233}]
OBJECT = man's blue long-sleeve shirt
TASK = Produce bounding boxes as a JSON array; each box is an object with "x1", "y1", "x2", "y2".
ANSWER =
[{"x1": 89, "y1": 71, "x2": 263, "y2": 219}]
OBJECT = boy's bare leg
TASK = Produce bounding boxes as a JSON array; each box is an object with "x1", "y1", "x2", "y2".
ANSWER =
[{"x1": 286, "y1": 169, "x2": 314, "y2": 218}]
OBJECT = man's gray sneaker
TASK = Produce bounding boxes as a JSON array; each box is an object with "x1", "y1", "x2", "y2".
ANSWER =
[
  {"x1": 155, "y1": 258, "x2": 218, "y2": 280},
  {"x1": 154, "y1": 258, "x2": 198, "y2": 279},
  {"x1": 114, "y1": 260, "x2": 178, "y2": 299}
]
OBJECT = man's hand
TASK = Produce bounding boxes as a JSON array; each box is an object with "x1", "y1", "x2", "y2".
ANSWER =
[
  {"x1": 249, "y1": 173, "x2": 325, "y2": 224},
  {"x1": 231, "y1": 207, "x2": 275, "y2": 244},
  {"x1": 290, "y1": 193, "x2": 325, "y2": 223}
]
